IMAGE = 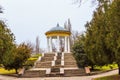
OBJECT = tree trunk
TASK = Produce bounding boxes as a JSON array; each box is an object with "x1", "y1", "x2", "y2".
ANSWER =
[
  {"x1": 15, "y1": 68, "x2": 18, "y2": 74},
  {"x1": 118, "y1": 64, "x2": 120, "y2": 75},
  {"x1": 91, "y1": 65, "x2": 94, "y2": 70},
  {"x1": 119, "y1": 67, "x2": 120, "y2": 75}
]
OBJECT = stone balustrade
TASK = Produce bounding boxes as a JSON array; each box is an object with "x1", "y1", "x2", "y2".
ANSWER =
[
  {"x1": 61, "y1": 60, "x2": 64, "y2": 66},
  {"x1": 46, "y1": 68, "x2": 51, "y2": 75},
  {"x1": 60, "y1": 68, "x2": 64, "y2": 74},
  {"x1": 51, "y1": 61, "x2": 55, "y2": 66},
  {"x1": 54, "y1": 56, "x2": 57, "y2": 60},
  {"x1": 42, "y1": 53, "x2": 44, "y2": 57}
]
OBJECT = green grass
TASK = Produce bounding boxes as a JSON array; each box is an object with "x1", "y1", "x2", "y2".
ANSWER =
[
  {"x1": 94, "y1": 64, "x2": 118, "y2": 71},
  {"x1": 28, "y1": 57, "x2": 38, "y2": 61},
  {"x1": 24, "y1": 54, "x2": 42, "y2": 69},
  {"x1": 31, "y1": 54, "x2": 42, "y2": 58},
  {"x1": 0, "y1": 68, "x2": 15, "y2": 74},
  {"x1": 94, "y1": 75, "x2": 120, "y2": 80}
]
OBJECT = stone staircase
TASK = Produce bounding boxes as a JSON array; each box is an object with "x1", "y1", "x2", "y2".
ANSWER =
[
  {"x1": 22, "y1": 52, "x2": 86, "y2": 77},
  {"x1": 49, "y1": 52, "x2": 63, "y2": 77},
  {"x1": 64, "y1": 53, "x2": 78, "y2": 68}
]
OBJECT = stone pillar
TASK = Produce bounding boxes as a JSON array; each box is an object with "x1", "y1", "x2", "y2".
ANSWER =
[
  {"x1": 57, "y1": 36, "x2": 60, "y2": 52},
  {"x1": 47, "y1": 37, "x2": 50, "y2": 52},
  {"x1": 64, "y1": 36, "x2": 67, "y2": 52},
  {"x1": 49, "y1": 37, "x2": 52, "y2": 52},
  {"x1": 68, "y1": 36, "x2": 70, "y2": 53}
]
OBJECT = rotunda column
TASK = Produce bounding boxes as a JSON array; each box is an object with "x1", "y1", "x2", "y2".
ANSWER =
[
  {"x1": 57, "y1": 36, "x2": 60, "y2": 52},
  {"x1": 47, "y1": 37, "x2": 50, "y2": 52},
  {"x1": 68, "y1": 36, "x2": 70, "y2": 53},
  {"x1": 49, "y1": 37, "x2": 52, "y2": 52},
  {"x1": 64, "y1": 36, "x2": 67, "y2": 52}
]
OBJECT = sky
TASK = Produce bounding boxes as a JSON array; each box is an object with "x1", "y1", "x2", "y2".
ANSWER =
[{"x1": 0, "y1": 0, "x2": 97, "y2": 50}]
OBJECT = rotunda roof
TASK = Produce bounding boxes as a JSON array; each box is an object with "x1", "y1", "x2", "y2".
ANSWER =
[
  {"x1": 48, "y1": 24, "x2": 68, "y2": 32},
  {"x1": 45, "y1": 24, "x2": 71, "y2": 36}
]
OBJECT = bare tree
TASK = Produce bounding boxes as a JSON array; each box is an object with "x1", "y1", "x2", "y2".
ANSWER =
[
  {"x1": 71, "y1": 30, "x2": 80, "y2": 44},
  {"x1": 64, "y1": 21, "x2": 67, "y2": 30},
  {"x1": 0, "y1": 6, "x2": 3, "y2": 13},
  {"x1": 64, "y1": 19, "x2": 73, "y2": 51},
  {"x1": 35, "y1": 36, "x2": 40, "y2": 54},
  {"x1": 68, "y1": 18, "x2": 72, "y2": 32},
  {"x1": 26, "y1": 41, "x2": 35, "y2": 54}
]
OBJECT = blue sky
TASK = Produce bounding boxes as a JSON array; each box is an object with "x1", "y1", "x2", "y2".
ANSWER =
[{"x1": 0, "y1": 0, "x2": 97, "y2": 49}]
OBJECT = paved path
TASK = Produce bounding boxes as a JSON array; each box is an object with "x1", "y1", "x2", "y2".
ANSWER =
[
  {"x1": 91, "y1": 69, "x2": 118, "y2": 79},
  {"x1": 0, "y1": 69, "x2": 118, "y2": 80},
  {"x1": 0, "y1": 75, "x2": 16, "y2": 80}
]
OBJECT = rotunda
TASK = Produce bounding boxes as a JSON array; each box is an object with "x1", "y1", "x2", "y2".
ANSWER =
[{"x1": 45, "y1": 24, "x2": 71, "y2": 53}]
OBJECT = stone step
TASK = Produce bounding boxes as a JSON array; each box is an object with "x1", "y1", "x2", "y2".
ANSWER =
[
  {"x1": 23, "y1": 70, "x2": 46, "y2": 77},
  {"x1": 64, "y1": 68, "x2": 86, "y2": 76},
  {"x1": 44, "y1": 53, "x2": 55, "y2": 57},
  {"x1": 56, "y1": 56, "x2": 61, "y2": 59},
  {"x1": 64, "y1": 58, "x2": 76, "y2": 62},
  {"x1": 55, "y1": 60, "x2": 61, "y2": 65},
  {"x1": 64, "y1": 56, "x2": 74, "y2": 58},
  {"x1": 48, "y1": 72, "x2": 63, "y2": 77},
  {"x1": 53, "y1": 65, "x2": 63, "y2": 68},
  {"x1": 64, "y1": 53, "x2": 73, "y2": 56},
  {"x1": 35, "y1": 61, "x2": 52, "y2": 68},
  {"x1": 64, "y1": 62, "x2": 78, "y2": 68},
  {"x1": 64, "y1": 61, "x2": 77, "y2": 65},
  {"x1": 51, "y1": 67, "x2": 60, "y2": 72},
  {"x1": 64, "y1": 65, "x2": 78, "y2": 68},
  {"x1": 41, "y1": 57, "x2": 54, "y2": 62}
]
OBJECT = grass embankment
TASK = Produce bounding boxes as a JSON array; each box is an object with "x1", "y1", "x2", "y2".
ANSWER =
[
  {"x1": 93, "y1": 64, "x2": 118, "y2": 71},
  {"x1": 94, "y1": 75, "x2": 120, "y2": 80},
  {"x1": 25, "y1": 54, "x2": 42, "y2": 66},
  {"x1": 0, "y1": 68, "x2": 15, "y2": 74},
  {"x1": 93, "y1": 64, "x2": 119, "y2": 80}
]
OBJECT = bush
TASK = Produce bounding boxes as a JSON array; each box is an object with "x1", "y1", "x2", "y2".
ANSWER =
[{"x1": 0, "y1": 64, "x2": 2, "y2": 67}]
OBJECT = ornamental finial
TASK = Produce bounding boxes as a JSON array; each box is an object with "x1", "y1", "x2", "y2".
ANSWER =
[{"x1": 57, "y1": 23, "x2": 59, "y2": 27}]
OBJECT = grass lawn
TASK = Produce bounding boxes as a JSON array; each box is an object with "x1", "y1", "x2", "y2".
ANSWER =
[
  {"x1": 94, "y1": 64, "x2": 118, "y2": 71},
  {"x1": 0, "y1": 68, "x2": 15, "y2": 74},
  {"x1": 94, "y1": 75, "x2": 120, "y2": 80}
]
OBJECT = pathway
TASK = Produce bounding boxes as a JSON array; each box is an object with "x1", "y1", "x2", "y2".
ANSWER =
[
  {"x1": 0, "y1": 69, "x2": 118, "y2": 80},
  {"x1": 0, "y1": 75, "x2": 16, "y2": 80}
]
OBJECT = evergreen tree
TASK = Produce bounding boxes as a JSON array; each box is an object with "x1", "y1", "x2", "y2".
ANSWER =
[
  {"x1": 84, "y1": 0, "x2": 120, "y2": 74},
  {"x1": 0, "y1": 20, "x2": 15, "y2": 64},
  {"x1": 3, "y1": 43, "x2": 32, "y2": 73},
  {"x1": 104, "y1": 0, "x2": 120, "y2": 74},
  {"x1": 72, "y1": 34, "x2": 94, "y2": 68}
]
